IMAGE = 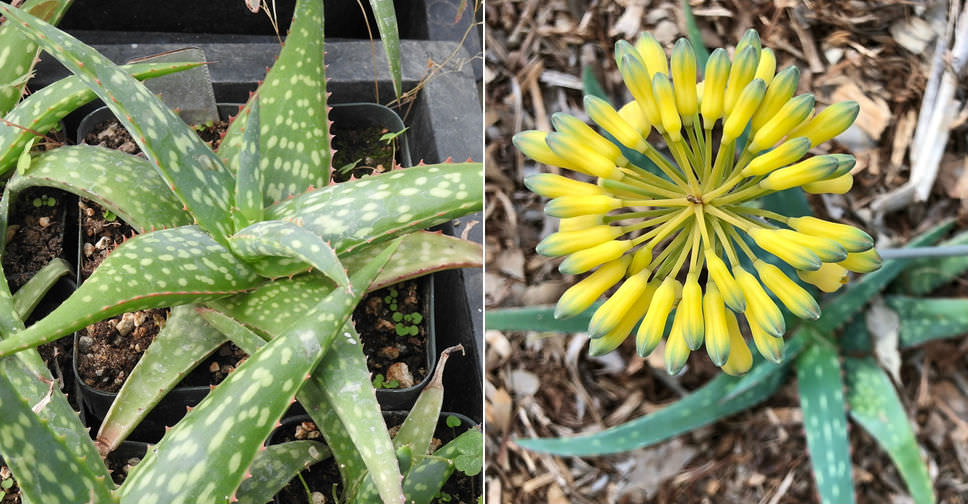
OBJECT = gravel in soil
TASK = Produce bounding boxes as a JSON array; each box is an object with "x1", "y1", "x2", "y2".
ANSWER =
[
  {"x1": 354, "y1": 279, "x2": 429, "y2": 389},
  {"x1": 2, "y1": 187, "x2": 67, "y2": 291}
]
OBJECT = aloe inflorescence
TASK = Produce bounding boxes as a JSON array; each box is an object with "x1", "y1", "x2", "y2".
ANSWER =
[{"x1": 514, "y1": 29, "x2": 880, "y2": 375}]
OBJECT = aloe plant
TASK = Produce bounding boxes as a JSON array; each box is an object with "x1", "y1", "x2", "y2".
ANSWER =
[{"x1": 0, "y1": 1, "x2": 482, "y2": 503}]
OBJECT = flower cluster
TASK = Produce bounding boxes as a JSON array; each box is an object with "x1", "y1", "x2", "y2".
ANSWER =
[{"x1": 514, "y1": 29, "x2": 880, "y2": 375}]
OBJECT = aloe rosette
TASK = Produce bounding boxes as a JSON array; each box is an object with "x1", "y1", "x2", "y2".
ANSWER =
[
  {"x1": 0, "y1": 1, "x2": 481, "y2": 503},
  {"x1": 515, "y1": 29, "x2": 880, "y2": 375}
]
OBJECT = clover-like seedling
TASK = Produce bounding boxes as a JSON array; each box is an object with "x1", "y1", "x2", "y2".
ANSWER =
[{"x1": 372, "y1": 373, "x2": 400, "y2": 390}]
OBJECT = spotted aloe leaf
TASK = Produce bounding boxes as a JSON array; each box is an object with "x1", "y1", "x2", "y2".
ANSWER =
[
  {"x1": 0, "y1": 60, "x2": 204, "y2": 173},
  {"x1": 895, "y1": 230, "x2": 968, "y2": 296},
  {"x1": 342, "y1": 231, "x2": 482, "y2": 291},
  {"x1": 229, "y1": 220, "x2": 349, "y2": 290},
  {"x1": 796, "y1": 342, "x2": 854, "y2": 504},
  {"x1": 235, "y1": 441, "x2": 330, "y2": 504},
  {"x1": 846, "y1": 357, "x2": 935, "y2": 504},
  {"x1": 0, "y1": 3, "x2": 236, "y2": 241},
  {"x1": 3, "y1": 145, "x2": 192, "y2": 232},
  {"x1": 11, "y1": 257, "x2": 70, "y2": 320},
  {"x1": 95, "y1": 305, "x2": 228, "y2": 454},
  {"x1": 369, "y1": 0, "x2": 402, "y2": 99},
  {"x1": 0, "y1": 226, "x2": 263, "y2": 357},
  {"x1": 0, "y1": 0, "x2": 73, "y2": 114},
  {"x1": 885, "y1": 296, "x2": 968, "y2": 348},
  {"x1": 118, "y1": 242, "x2": 396, "y2": 504},
  {"x1": 218, "y1": 0, "x2": 330, "y2": 201},
  {"x1": 233, "y1": 94, "x2": 263, "y2": 226}
]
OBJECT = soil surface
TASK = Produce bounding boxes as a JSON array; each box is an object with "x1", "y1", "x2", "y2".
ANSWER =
[
  {"x1": 354, "y1": 280, "x2": 429, "y2": 389},
  {"x1": 331, "y1": 124, "x2": 397, "y2": 182},
  {"x1": 83, "y1": 118, "x2": 229, "y2": 154},
  {"x1": 2, "y1": 187, "x2": 67, "y2": 291}
]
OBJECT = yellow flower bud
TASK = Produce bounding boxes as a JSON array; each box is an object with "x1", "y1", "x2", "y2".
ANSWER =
[
  {"x1": 665, "y1": 314, "x2": 691, "y2": 375},
  {"x1": 704, "y1": 249, "x2": 746, "y2": 312},
  {"x1": 555, "y1": 257, "x2": 629, "y2": 318},
  {"x1": 723, "y1": 45, "x2": 758, "y2": 117},
  {"x1": 652, "y1": 73, "x2": 682, "y2": 141},
  {"x1": 679, "y1": 272, "x2": 705, "y2": 350},
  {"x1": 797, "y1": 262, "x2": 848, "y2": 293},
  {"x1": 629, "y1": 244, "x2": 653, "y2": 274},
  {"x1": 559, "y1": 239, "x2": 633, "y2": 274},
  {"x1": 558, "y1": 215, "x2": 603, "y2": 232},
  {"x1": 700, "y1": 48, "x2": 730, "y2": 127},
  {"x1": 617, "y1": 100, "x2": 652, "y2": 139},
  {"x1": 635, "y1": 32, "x2": 668, "y2": 77},
  {"x1": 588, "y1": 269, "x2": 649, "y2": 337},
  {"x1": 803, "y1": 173, "x2": 853, "y2": 194},
  {"x1": 787, "y1": 216, "x2": 873, "y2": 253},
  {"x1": 671, "y1": 38, "x2": 698, "y2": 123},
  {"x1": 722, "y1": 78, "x2": 766, "y2": 142},
  {"x1": 759, "y1": 155, "x2": 838, "y2": 191},
  {"x1": 545, "y1": 132, "x2": 623, "y2": 180},
  {"x1": 720, "y1": 314, "x2": 752, "y2": 376},
  {"x1": 524, "y1": 173, "x2": 605, "y2": 199},
  {"x1": 588, "y1": 283, "x2": 654, "y2": 356},
  {"x1": 545, "y1": 194, "x2": 621, "y2": 218},
  {"x1": 742, "y1": 137, "x2": 812, "y2": 176},
  {"x1": 513, "y1": 130, "x2": 573, "y2": 168},
  {"x1": 735, "y1": 267, "x2": 785, "y2": 337},
  {"x1": 792, "y1": 101, "x2": 860, "y2": 147},
  {"x1": 751, "y1": 66, "x2": 800, "y2": 131},
  {"x1": 838, "y1": 248, "x2": 882, "y2": 273},
  {"x1": 749, "y1": 227, "x2": 822, "y2": 271},
  {"x1": 536, "y1": 225, "x2": 624, "y2": 257},
  {"x1": 584, "y1": 95, "x2": 648, "y2": 151},
  {"x1": 735, "y1": 29, "x2": 762, "y2": 61},
  {"x1": 618, "y1": 52, "x2": 664, "y2": 130},
  {"x1": 703, "y1": 281, "x2": 730, "y2": 366},
  {"x1": 753, "y1": 259, "x2": 820, "y2": 320},
  {"x1": 830, "y1": 154, "x2": 857, "y2": 177},
  {"x1": 748, "y1": 94, "x2": 814, "y2": 152},
  {"x1": 750, "y1": 321, "x2": 784, "y2": 364},
  {"x1": 754, "y1": 47, "x2": 776, "y2": 86},
  {"x1": 636, "y1": 276, "x2": 678, "y2": 357},
  {"x1": 551, "y1": 113, "x2": 624, "y2": 163},
  {"x1": 778, "y1": 229, "x2": 848, "y2": 263}
]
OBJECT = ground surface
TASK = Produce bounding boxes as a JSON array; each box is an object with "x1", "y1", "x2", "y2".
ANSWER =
[{"x1": 484, "y1": 1, "x2": 968, "y2": 503}]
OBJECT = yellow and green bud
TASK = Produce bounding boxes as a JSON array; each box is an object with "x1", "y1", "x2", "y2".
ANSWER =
[
  {"x1": 722, "y1": 78, "x2": 766, "y2": 142},
  {"x1": 830, "y1": 153, "x2": 857, "y2": 177},
  {"x1": 778, "y1": 229, "x2": 848, "y2": 263},
  {"x1": 524, "y1": 173, "x2": 604, "y2": 199},
  {"x1": 589, "y1": 285, "x2": 653, "y2": 356},
  {"x1": 720, "y1": 311, "x2": 752, "y2": 375},
  {"x1": 839, "y1": 248, "x2": 882, "y2": 273},
  {"x1": 735, "y1": 29, "x2": 762, "y2": 61},
  {"x1": 747, "y1": 94, "x2": 814, "y2": 152},
  {"x1": 545, "y1": 194, "x2": 621, "y2": 218},
  {"x1": 636, "y1": 276, "x2": 679, "y2": 357},
  {"x1": 665, "y1": 314, "x2": 691, "y2": 375},
  {"x1": 753, "y1": 47, "x2": 776, "y2": 85},
  {"x1": 792, "y1": 101, "x2": 860, "y2": 147},
  {"x1": 797, "y1": 262, "x2": 848, "y2": 293},
  {"x1": 787, "y1": 216, "x2": 873, "y2": 252},
  {"x1": 723, "y1": 45, "x2": 759, "y2": 117},
  {"x1": 679, "y1": 272, "x2": 705, "y2": 350},
  {"x1": 803, "y1": 173, "x2": 853, "y2": 194},
  {"x1": 759, "y1": 154, "x2": 838, "y2": 191},
  {"x1": 618, "y1": 53, "x2": 664, "y2": 129},
  {"x1": 704, "y1": 249, "x2": 746, "y2": 312},
  {"x1": 551, "y1": 113, "x2": 624, "y2": 163},
  {"x1": 545, "y1": 132, "x2": 623, "y2": 180},
  {"x1": 749, "y1": 227, "x2": 822, "y2": 271},
  {"x1": 635, "y1": 32, "x2": 668, "y2": 77},
  {"x1": 536, "y1": 225, "x2": 623, "y2": 257},
  {"x1": 585, "y1": 95, "x2": 648, "y2": 150},
  {"x1": 735, "y1": 267, "x2": 785, "y2": 337},
  {"x1": 554, "y1": 256, "x2": 630, "y2": 319},
  {"x1": 671, "y1": 38, "x2": 699, "y2": 123},
  {"x1": 750, "y1": 321, "x2": 784, "y2": 364},
  {"x1": 617, "y1": 100, "x2": 652, "y2": 138},
  {"x1": 753, "y1": 259, "x2": 820, "y2": 320},
  {"x1": 588, "y1": 269, "x2": 649, "y2": 337},
  {"x1": 700, "y1": 48, "x2": 731, "y2": 126},
  {"x1": 629, "y1": 244, "x2": 653, "y2": 274},
  {"x1": 558, "y1": 215, "x2": 603, "y2": 232},
  {"x1": 703, "y1": 282, "x2": 731, "y2": 366},
  {"x1": 513, "y1": 130, "x2": 574, "y2": 169},
  {"x1": 742, "y1": 137, "x2": 812, "y2": 176},
  {"x1": 751, "y1": 66, "x2": 800, "y2": 131},
  {"x1": 559, "y1": 239, "x2": 633, "y2": 274},
  {"x1": 652, "y1": 73, "x2": 682, "y2": 141}
]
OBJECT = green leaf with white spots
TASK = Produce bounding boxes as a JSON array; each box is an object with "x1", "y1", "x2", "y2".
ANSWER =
[
  {"x1": 4, "y1": 145, "x2": 193, "y2": 231},
  {"x1": 485, "y1": 304, "x2": 599, "y2": 333},
  {"x1": 813, "y1": 219, "x2": 955, "y2": 334},
  {"x1": 118, "y1": 243, "x2": 397, "y2": 504},
  {"x1": 846, "y1": 357, "x2": 935, "y2": 504},
  {"x1": 0, "y1": 0, "x2": 73, "y2": 114},
  {"x1": 0, "y1": 369, "x2": 116, "y2": 504},
  {"x1": 235, "y1": 441, "x2": 330, "y2": 504},
  {"x1": 342, "y1": 231, "x2": 482, "y2": 291},
  {"x1": 233, "y1": 95, "x2": 263, "y2": 227},
  {"x1": 884, "y1": 296, "x2": 968, "y2": 348},
  {"x1": 517, "y1": 359, "x2": 788, "y2": 456},
  {"x1": 0, "y1": 60, "x2": 204, "y2": 174},
  {"x1": 0, "y1": 226, "x2": 262, "y2": 357},
  {"x1": 398, "y1": 455, "x2": 454, "y2": 504},
  {"x1": 369, "y1": 0, "x2": 402, "y2": 99},
  {"x1": 229, "y1": 220, "x2": 349, "y2": 289},
  {"x1": 195, "y1": 307, "x2": 271, "y2": 356},
  {"x1": 265, "y1": 162, "x2": 482, "y2": 258},
  {"x1": 219, "y1": 0, "x2": 330, "y2": 201},
  {"x1": 95, "y1": 305, "x2": 228, "y2": 453},
  {"x1": 394, "y1": 347, "x2": 460, "y2": 456},
  {"x1": 207, "y1": 273, "x2": 331, "y2": 334},
  {"x1": 11, "y1": 257, "x2": 70, "y2": 320},
  {"x1": 796, "y1": 342, "x2": 854, "y2": 504},
  {"x1": 895, "y1": 231, "x2": 968, "y2": 296},
  {"x1": 0, "y1": 3, "x2": 236, "y2": 242}
]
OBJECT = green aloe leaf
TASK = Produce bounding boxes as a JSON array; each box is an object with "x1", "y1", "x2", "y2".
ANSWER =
[
  {"x1": 235, "y1": 441, "x2": 330, "y2": 504},
  {"x1": 394, "y1": 346, "x2": 461, "y2": 455},
  {"x1": 796, "y1": 342, "x2": 854, "y2": 504},
  {"x1": 895, "y1": 231, "x2": 968, "y2": 295},
  {"x1": 195, "y1": 307, "x2": 270, "y2": 356},
  {"x1": 0, "y1": 226, "x2": 262, "y2": 357},
  {"x1": 814, "y1": 219, "x2": 955, "y2": 334},
  {"x1": 884, "y1": 296, "x2": 968, "y2": 348},
  {"x1": 723, "y1": 326, "x2": 809, "y2": 401},
  {"x1": 517, "y1": 360, "x2": 788, "y2": 456},
  {"x1": 11, "y1": 257, "x2": 71, "y2": 320},
  {"x1": 233, "y1": 95, "x2": 263, "y2": 226},
  {"x1": 0, "y1": 60, "x2": 204, "y2": 173},
  {"x1": 846, "y1": 357, "x2": 935, "y2": 504},
  {"x1": 118, "y1": 242, "x2": 397, "y2": 503},
  {"x1": 95, "y1": 305, "x2": 228, "y2": 453},
  {"x1": 229, "y1": 220, "x2": 349, "y2": 289},
  {"x1": 369, "y1": 0, "x2": 402, "y2": 99},
  {"x1": 219, "y1": 0, "x2": 330, "y2": 201},
  {"x1": 4, "y1": 145, "x2": 193, "y2": 231},
  {"x1": 0, "y1": 2, "x2": 236, "y2": 242},
  {"x1": 484, "y1": 304, "x2": 599, "y2": 333},
  {"x1": 0, "y1": 0, "x2": 73, "y2": 114}
]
